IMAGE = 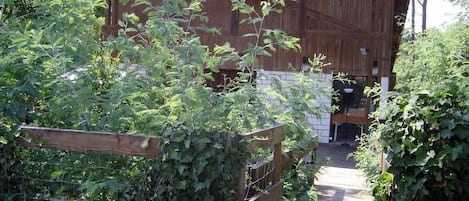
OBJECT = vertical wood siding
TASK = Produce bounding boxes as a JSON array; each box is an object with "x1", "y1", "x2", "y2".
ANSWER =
[{"x1": 103, "y1": 0, "x2": 407, "y2": 75}]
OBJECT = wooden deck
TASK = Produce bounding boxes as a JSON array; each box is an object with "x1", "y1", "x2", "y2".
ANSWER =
[{"x1": 315, "y1": 143, "x2": 373, "y2": 201}]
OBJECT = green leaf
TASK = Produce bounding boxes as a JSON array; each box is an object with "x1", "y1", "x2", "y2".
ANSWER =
[
  {"x1": 237, "y1": 4, "x2": 255, "y2": 14},
  {"x1": 50, "y1": 170, "x2": 64, "y2": 180},
  {"x1": 80, "y1": 182, "x2": 100, "y2": 195},
  {"x1": 441, "y1": 129, "x2": 453, "y2": 139},
  {"x1": 184, "y1": 138, "x2": 190, "y2": 149},
  {"x1": 213, "y1": 42, "x2": 234, "y2": 55},
  {"x1": 0, "y1": 136, "x2": 7, "y2": 144},
  {"x1": 261, "y1": 2, "x2": 272, "y2": 16},
  {"x1": 440, "y1": 118, "x2": 456, "y2": 129},
  {"x1": 451, "y1": 145, "x2": 463, "y2": 161},
  {"x1": 455, "y1": 127, "x2": 469, "y2": 139},
  {"x1": 194, "y1": 182, "x2": 207, "y2": 192},
  {"x1": 263, "y1": 38, "x2": 272, "y2": 45},
  {"x1": 177, "y1": 165, "x2": 186, "y2": 174},
  {"x1": 175, "y1": 180, "x2": 187, "y2": 189}
]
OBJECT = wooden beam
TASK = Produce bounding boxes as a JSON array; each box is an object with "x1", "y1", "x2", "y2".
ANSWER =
[
  {"x1": 381, "y1": 0, "x2": 394, "y2": 77},
  {"x1": 305, "y1": 30, "x2": 385, "y2": 39},
  {"x1": 306, "y1": 9, "x2": 367, "y2": 33},
  {"x1": 18, "y1": 126, "x2": 161, "y2": 157}
]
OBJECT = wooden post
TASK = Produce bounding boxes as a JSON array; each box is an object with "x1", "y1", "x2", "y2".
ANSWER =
[
  {"x1": 272, "y1": 142, "x2": 282, "y2": 183},
  {"x1": 238, "y1": 166, "x2": 246, "y2": 201}
]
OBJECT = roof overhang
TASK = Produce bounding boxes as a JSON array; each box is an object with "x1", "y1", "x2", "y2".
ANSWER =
[{"x1": 391, "y1": 0, "x2": 410, "y2": 68}]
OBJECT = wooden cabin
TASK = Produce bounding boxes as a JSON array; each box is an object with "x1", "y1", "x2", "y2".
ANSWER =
[{"x1": 103, "y1": 0, "x2": 410, "y2": 143}]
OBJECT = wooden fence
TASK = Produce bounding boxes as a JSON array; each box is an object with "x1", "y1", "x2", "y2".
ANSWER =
[{"x1": 18, "y1": 125, "x2": 286, "y2": 201}]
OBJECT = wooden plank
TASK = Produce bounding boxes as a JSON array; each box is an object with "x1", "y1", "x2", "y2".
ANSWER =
[
  {"x1": 18, "y1": 126, "x2": 161, "y2": 157},
  {"x1": 305, "y1": 9, "x2": 367, "y2": 33},
  {"x1": 272, "y1": 143, "x2": 282, "y2": 182},
  {"x1": 332, "y1": 114, "x2": 368, "y2": 124},
  {"x1": 247, "y1": 180, "x2": 283, "y2": 201},
  {"x1": 248, "y1": 143, "x2": 318, "y2": 187},
  {"x1": 249, "y1": 159, "x2": 274, "y2": 191},
  {"x1": 240, "y1": 125, "x2": 285, "y2": 153},
  {"x1": 239, "y1": 166, "x2": 247, "y2": 201},
  {"x1": 242, "y1": 124, "x2": 285, "y2": 200},
  {"x1": 231, "y1": 10, "x2": 240, "y2": 35},
  {"x1": 305, "y1": 30, "x2": 385, "y2": 39}
]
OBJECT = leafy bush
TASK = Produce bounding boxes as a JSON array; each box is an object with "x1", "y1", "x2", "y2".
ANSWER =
[
  {"x1": 373, "y1": 172, "x2": 393, "y2": 201},
  {"x1": 0, "y1": 118, "x2": 22, "y2": 199},
  {"x1": 394, "y1": 22, "x2": 469, "y2": 93},
  {"x1": 375, "y1": 90, "x2": 469, "y2": 200},
  {"x1": 282, "y1": 161, "x2": 320, "y2": 201},
  {"x1": 351, "y1": 132, "x2": 381, "y2": 185},
  {"x1": 367, "y1": 21, "x2": 469, "y2": 200}
]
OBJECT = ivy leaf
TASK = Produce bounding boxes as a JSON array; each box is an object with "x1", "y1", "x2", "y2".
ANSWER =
[
  {"x1": 441, "y1": 129, "x2": 453, "y2": 139},
  {"x1": 194, "y1": 182, "x2": 206, "y2": 192},
  {"x1": 455, "y1": 127, "x2": 469, "y2": 139},
  {"x1": 451, "y1": 145, "x2": 463, "y2": 161},
  {"x1": 184, "y1": 138, "x2": 190, "y2": 149},
  {"x1": 177, "y1": 165, "x2": 187, "y2": 174},
  {"x1": 440, "y1": 118, "x2": 456, "y2": 129},
  {"x1": 175, "y1": 180, "x2": 187, "y2": 189}
]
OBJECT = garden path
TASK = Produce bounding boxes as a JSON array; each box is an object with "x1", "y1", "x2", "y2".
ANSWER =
[{"x1": 314, "y1": 143, "x2": 373, "y2": 201}]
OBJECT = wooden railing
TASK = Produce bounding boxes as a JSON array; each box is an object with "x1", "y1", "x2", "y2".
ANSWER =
[
  {"x1": 238, "y1": 125, "x2": 285, "y2": 201},
  {"x1": 18, "y1": 124, "x2": 286, "y2": 201},
  {"x1": 18, "y1": 126, "x2": 161, "y2": 157}
]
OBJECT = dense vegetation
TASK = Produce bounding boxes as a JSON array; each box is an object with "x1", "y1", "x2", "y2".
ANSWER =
[
  {"x1": 354, "y1": 16, "x2": 469, "y2": 201},
  {"x1": 1, "y1": 0, "x2": 336, "y2": 200}
]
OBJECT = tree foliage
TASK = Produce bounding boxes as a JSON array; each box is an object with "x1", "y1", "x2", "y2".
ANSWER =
[
  {"x1": 394, "y1": 22, "x2": 469, "y2": 93},
  {"x1": 362, "y1": 21, "x2": 469, "y2": 200},
  {"x1": 1, "y1": 0, "x2": 335, "y2": 200},
  {"x1": 373, "y1": 90, "x2": 469, "y2": 200}
]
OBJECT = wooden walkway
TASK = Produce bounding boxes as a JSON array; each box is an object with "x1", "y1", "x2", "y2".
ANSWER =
[{"x1": 314, "y1": 143, "x2": 373, "y2": 201}]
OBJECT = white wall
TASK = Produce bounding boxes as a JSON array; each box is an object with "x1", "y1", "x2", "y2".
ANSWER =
[{"x1": 256, "y1": 70, "x2": 333, "y2": 143}]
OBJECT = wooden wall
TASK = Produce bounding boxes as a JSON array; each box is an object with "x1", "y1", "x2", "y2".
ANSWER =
[
  {"x1": 199, "y1": 0, "x2": 302, "y2": 71},
  {"x1": 302, "y1": 0, "x2": 396, "y2": 77},
  {"x1": 104, "y1": 0, "x2": 407, "y2": 76},
  {"x1": 198, "y1": 0, "x2": 401, "y2": 76}
]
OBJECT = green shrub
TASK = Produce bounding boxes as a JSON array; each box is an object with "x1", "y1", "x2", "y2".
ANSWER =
[
  {"x1": 1, "y1": 0, "x2": 337, "y2": 200},
  {"x1": 374, "y1": 90, "x2": 469, "y2": 200},
  {"x1": 364, "y1": 20, "x2": 469, "y2": 201},
  {"x1": 282, "y1": 162, "x2": 320, "y2": 201},
  {"x1": 372, "y1": 172, "x2": 393, "y2": 201},
  {"x1": 351, "y1": 132, "x2": 381, "y2": 185}
]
